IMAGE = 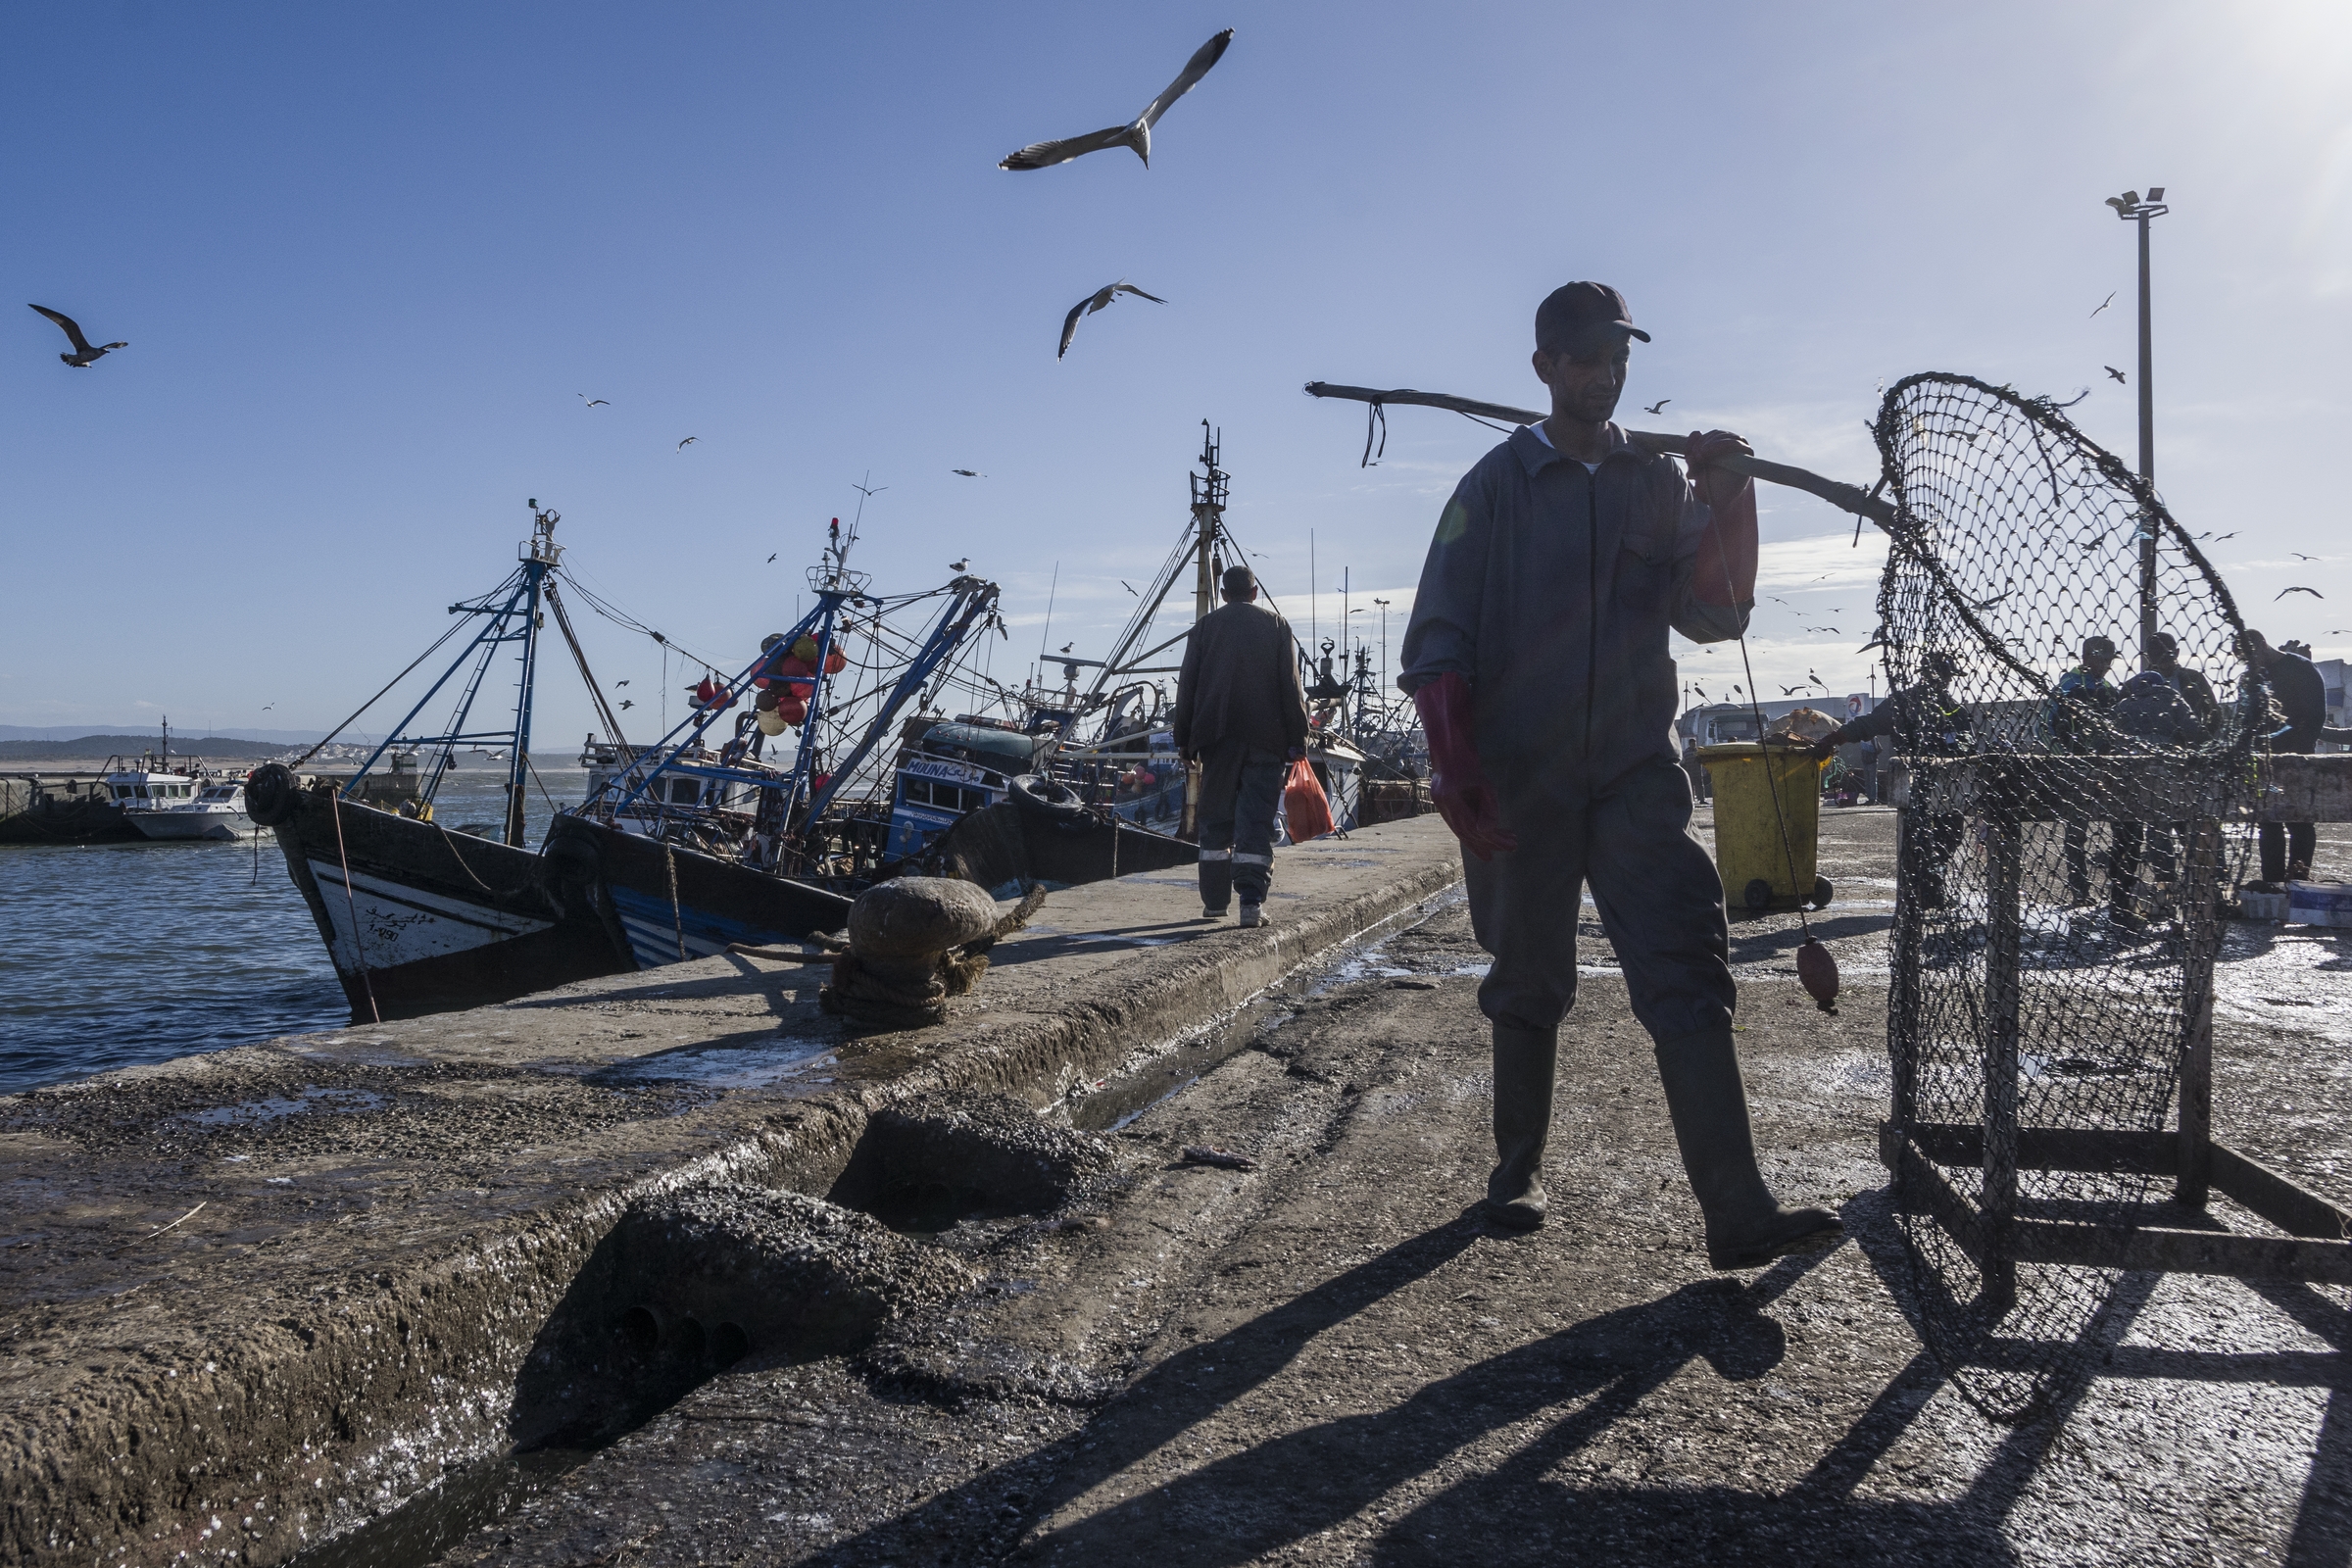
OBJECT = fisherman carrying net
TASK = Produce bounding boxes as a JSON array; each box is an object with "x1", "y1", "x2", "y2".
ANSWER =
[{"x1": 1396, "y1": 281, "x2": 1843, "y2": 1267}]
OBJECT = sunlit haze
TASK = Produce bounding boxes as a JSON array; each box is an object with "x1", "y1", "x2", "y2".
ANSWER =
[{"x1": 6, "y1": 2, "x2": 2346, "y2": 743}]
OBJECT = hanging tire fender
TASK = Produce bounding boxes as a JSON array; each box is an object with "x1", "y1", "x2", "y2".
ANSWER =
[
  {"x1": 1008, "y1": 773, "x2": 1085, "y2": 820},
  {"x1": 245, "y1": 762, "x2": 302, "y2": 827}
]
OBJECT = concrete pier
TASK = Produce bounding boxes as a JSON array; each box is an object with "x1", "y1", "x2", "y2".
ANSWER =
[{"x1": 0, "y1": 819, "x2": 1461, "y2": 1568}]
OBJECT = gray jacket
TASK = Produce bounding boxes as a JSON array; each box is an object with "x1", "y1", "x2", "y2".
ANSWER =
[
  {"x1": 1397, "y1": 422, "x2": 1748, "y2": 783},
  {"x1": 1172, "y1": 600, "x2": 1309, "y2": 759}
]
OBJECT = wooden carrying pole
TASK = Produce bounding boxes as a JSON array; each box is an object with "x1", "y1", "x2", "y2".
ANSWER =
[{"x1": 1302, "y1": 382, "x2": 1896, "y2": 528}]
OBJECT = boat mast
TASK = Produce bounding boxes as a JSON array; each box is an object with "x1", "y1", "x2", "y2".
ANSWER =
[
  {"x1": 1192, "y1": 420, "x2": 1224, "y2": 622},
  {"x1": 506, "y1": 504, "x2": 561, "y2": 846}
]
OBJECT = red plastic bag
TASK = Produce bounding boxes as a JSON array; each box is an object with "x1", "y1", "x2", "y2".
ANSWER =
[{"x1": 1283, "y1": 757, "x2": 1336, "y2": 842}]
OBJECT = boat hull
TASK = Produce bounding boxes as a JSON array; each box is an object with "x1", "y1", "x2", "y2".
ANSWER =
[
  {"x1": 130, "y1": 808, "x2": 256, "y2": 842},
  {"x1": 924, "y1": 801, "x2": 1196, "y2": 894},
  {"x1": 268, "y1": 789, "x2": 632, "y2": 1018},
  {"x1": 543, "y1": 814, "x2": 856, "y2": 968}
]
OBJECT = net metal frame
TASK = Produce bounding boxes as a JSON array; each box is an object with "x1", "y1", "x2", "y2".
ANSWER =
[{"x1": 1871, "y1": 372, "x2": 2259, "y2": 1423}]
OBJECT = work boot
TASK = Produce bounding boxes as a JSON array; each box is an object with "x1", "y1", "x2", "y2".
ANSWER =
[
  {"x1": 1238, "y1": 902, "x2": 1263, "y2": 928},
  {"x1": 2287, "y1": 860, "x2": 2314, "y2": 884},
  {"x1": 1485, "y1": 1023, "x2": 1555, "y2": 1230},
  {"x1": 1653, "y1": 1026, "x2": 1842, "y2": 1269}
]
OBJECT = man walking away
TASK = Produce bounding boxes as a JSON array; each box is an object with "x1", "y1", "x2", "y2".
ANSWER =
[
  {"x1": 1399, "y1": 279, "x2": 1841, "y2": 1269},
  {"x1": 1173, "y1": 564, "x2": 1309, "y2": 927},
  {"x1": 2243, "y1": 629, "x2": 2328, "y2": 892},
  {"x1": 1813, "y1": 651, "x2": 1972, "y2": 907},
  {"x1": 2041, "y1": 635, "x2": 2122, "y2": 905}
]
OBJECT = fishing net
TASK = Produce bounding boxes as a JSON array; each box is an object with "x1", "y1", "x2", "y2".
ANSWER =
[{"x1": 1871, "y1": 372, "x2": 2258, "y2": 1422}]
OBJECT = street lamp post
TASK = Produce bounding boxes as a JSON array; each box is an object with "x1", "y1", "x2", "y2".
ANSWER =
[
  {"x1": 2105, "y1": 185, "x2": 2169, "y2": 660},
  {"x1": 1373, "y1": 598, "x2": 1392, "y2": 697}
]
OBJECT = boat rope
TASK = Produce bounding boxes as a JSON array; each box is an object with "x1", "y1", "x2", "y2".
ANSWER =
[
  {"x1": 432, "y1": 816, "x2": 497, "y2": 894},
  {"x1": 291, "y1": 616, "x2": 471, "y2": 769},
  {"x1": 543, "y1": 583, "x2": 631, "y2": 753},
  {"x1": 664, "y1": 841, "x2": 687, "y2": 962},
  {"x1": 328, "y1": 794, "x2": 382, "y2": 1024}
]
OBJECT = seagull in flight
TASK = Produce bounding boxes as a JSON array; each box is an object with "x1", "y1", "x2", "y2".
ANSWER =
[
  {"x1": 2278, "y1": 586, "x2": 2325, "y2": 600},
  {"x1": 2091, "y1": 292, "x2": 2116, "y2": 318},
  {"x1": 1121, "y1": 579, "x2": 1139, "y2": 596},
  {"x1": 614, "y1": 679, "x2": 630, "y2": 687},
  {"x1": 1642, "y1": 399, "x2": 1671, "y2": 416},
  {"x1": 2292, "y1": 552, "x2": 2319, "y2": 562},
  {"x1": 952, "y1": 469, "x2": 984, "y2": 477},
  {"x1": 619, "y1": 699, "x2": 635, "y2": 710},
  {"x1": 2105, "y1": 366, "x2": 2127, "y2": 384},
  {"x1": 27, "y1": 305, "x2": 126, "y2": 368},
  {"x1": 1000, "y1": 28, "x2": 1234, "y2": 172},
  {"x1": 579, "y1": 395, "x2": 609, "y2": 407},
  {"x1": 766, "y1": 553, "x2": 777, "y2": 563},
  {"x1": 1059, "y1": 280, "x2": 1165, "y2": 359},
  {"x1": 677, "y1": 436, "x2": 698, "y2": 450}
]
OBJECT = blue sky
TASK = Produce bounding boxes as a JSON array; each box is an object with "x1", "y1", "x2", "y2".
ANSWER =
[{"x1": 6, "y1": 1, "x2": 2347, "y2": 745}]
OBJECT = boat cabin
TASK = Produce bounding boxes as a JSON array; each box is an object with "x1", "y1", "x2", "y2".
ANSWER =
[{"x1": 884, "y1": 719, "x2": 1043, "y2": 858}]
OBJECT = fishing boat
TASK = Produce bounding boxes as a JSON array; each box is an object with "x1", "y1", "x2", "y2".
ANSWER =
[
  {"x1": 128, "y1": 779, "x2": 258, "y2": 841},
  {"x1": 246, "y1": 504, "x2": 636, "y2": 1018}
]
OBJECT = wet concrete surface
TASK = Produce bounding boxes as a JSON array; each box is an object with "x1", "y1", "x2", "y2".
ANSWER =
[
  {"x1": 0, "y1": 820, "x2": 1463, "y2": 1568},
  {"x1": 425, "y1": 808, "x2": 2352, "y2": 1567}
]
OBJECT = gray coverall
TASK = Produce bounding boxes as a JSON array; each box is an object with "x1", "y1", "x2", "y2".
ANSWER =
[{"x1": 1397, "y1": 422, "x2": 1749, "y2": 1040}]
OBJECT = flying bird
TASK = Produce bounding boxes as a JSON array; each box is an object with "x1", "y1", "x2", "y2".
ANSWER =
[
  {"x1": 262, "y1": 704, "x2": 274, "y2": 711},
  {"x1": 619, "y1": 699, "x2": 634, "y2": 710},
  {"x1": 1804, "y1": 626, "x2": 1840, "y2": 634},
  {"x1": 766, "y1": 553, "x2": 777, "y2": 563},
  {"x1": 1059, "y1": 281, "x2": 1165, "y2": 359},
  {"x1": 999, "y1": 28, "x2": 1234, "y2": 172},
  {"x1": 2090, "y1": 292, "x2": 2116, "y2": 318},
  {"x1": 1642, "y1": 399, "x2": 1672, "y2": 416},
  {"x1": 2105, "y1": 366, "x2": 2128, "y2": 384},
  {"x1": 2215, "y1": 532, "x2": 2236, "y2": 541},
  {"x1": 2293, "y1": 552, "x2": 2319, "y2": 562},
  {"x1": 27, "y1": 304, "x2": 126, "y2": 368},
  {"x1": 2278, "y1": 586, "x2": 2325, "y2": 600},
  {"x1": 952, "y1": 468, "x2": 984, "y2": 477},
  {"x1": 614, "y1": 679, "x2": 630, "y2": 687},
  {"x1": 1120, "y1": 579, "x2": 1139, "y2": 596},
  {"x1": 1780, "y1": 685, "x2": 1803, "y2": 697},
  {"x1": 579, "y1": 395, "x2": 609, "y2": 407},
  {"x1": 677, "y1": 436, "x2": 698, "y2": 450}
]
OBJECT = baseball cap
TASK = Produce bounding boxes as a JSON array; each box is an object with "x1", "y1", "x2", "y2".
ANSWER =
[
  {"x1": 1536, "y1": 282, "x2": 1649, "y2": 358},
  {"x1": 2083, "y1": 635, "x2": 2118, "y2": 661}
]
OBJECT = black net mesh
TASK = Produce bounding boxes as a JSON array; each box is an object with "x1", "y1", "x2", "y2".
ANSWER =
[{"x1": 1871, "y1": 372, "x2": 2258, "y2": 1422}]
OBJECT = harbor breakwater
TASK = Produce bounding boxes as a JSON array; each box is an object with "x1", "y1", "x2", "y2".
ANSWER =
[{"x1": 0, "y1": 818, "x2": 1463, "y2": 1568}]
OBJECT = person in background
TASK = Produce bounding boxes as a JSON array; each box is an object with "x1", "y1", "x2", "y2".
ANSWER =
[
  {"x1": 2148, "y1": 630, "x2": 2221, "y2": 737},
  {"x1": 2107, "y1": 668, "x2": 2210, "y2": 936},
  {"x1": 1172, "y1": 564, "x2": 1309, "y2": 928},
  {"x1": 2042, "y1": 634, "x2": 2122, "y2": 905},
  {"x1": 1812, "y1": 652, "x2": 1972, "y2": 906},
  {"x1": 2242, "y1": 629, "x2": 2328, "y2": 891}
]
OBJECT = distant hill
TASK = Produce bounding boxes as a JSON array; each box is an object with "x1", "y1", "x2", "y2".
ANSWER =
[
  {"x1": 0, "y1": 735, "x2": 298, "y2": 762},
  {"x1": 0, "y1": 725, "x2": 331, "y2": 744}
]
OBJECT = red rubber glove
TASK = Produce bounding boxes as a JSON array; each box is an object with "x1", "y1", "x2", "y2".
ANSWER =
[
  {"x1": 1685, "y1": 428, "x2": 1758, "y2": 608},
  {"x1": 1412, "y1": 671, "x2": 1517, "y2": 860}
]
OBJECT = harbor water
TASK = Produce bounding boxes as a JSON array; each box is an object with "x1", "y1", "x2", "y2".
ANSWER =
[{"x1": 0, "y1": 768, "x2": 591, "y2": 1096}]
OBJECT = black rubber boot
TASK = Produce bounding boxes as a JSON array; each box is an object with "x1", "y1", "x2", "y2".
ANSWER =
[
  {"x1": 1485, "y1": 1023, "x2": 1555, "y2": 1230},
  {"x1": 1654, "y1": 1026, "x2": 1842, "y2": 1269},
  {"x1": 1199, "y1": 857, "x2": 1233, "y2": 918}
]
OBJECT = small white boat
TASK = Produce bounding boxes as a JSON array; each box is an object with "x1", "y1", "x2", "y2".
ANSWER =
[{"x1": 129, "y1": 780, "x2": 258, "y2": 841}]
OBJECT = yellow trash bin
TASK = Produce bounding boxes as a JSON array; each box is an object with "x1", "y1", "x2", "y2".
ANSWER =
[{"x1": 1694, "y1": 742, "x2": 1832, "y2": 914}]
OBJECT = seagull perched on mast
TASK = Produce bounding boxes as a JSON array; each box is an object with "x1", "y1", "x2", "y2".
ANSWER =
[
  {"x1": 1059, "y1": 280, "x2": 1165, "y2": 359},
  {"x1": 27, "y1": 305, "x2": 126, "y2": 367},
  {"x1": 999, "y1": 28, "x2": 1233, "y2": 171}
]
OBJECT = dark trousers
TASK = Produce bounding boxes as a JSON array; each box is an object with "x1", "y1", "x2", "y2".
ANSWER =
[
  {"x1": 2060, "y1": 803, "x2": 2100, "y2": 901},
  {"x1": 1465, "y1": 758, "x2": 1736, "y2": 1040},
  {"x1": 2262, "y1": 821, "x2": 2318, "y2": 883},
  {"x1": 1907, "y1": 813, "x2": 1965, "y2": 904},
  {"x1": 1197, "y1": 743, "x2": 1285, "y2": 909}
]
